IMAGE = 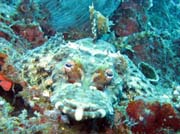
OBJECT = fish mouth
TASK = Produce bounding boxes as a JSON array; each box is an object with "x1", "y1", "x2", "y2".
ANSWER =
[
  {"x1": 54, "y1": 99, "x2": 107, "y2": 121},
  {"x1": 51, "y1": 84, "x2": 113, "y2": 121}
]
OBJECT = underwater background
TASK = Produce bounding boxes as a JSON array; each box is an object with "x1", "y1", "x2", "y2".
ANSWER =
[{"x1": 0, "y1": 0, "x2": 180, "y2": 133}]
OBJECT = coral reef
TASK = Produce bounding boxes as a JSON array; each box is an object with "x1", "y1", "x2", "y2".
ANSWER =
[
  {"x1": 112, "y1": 30, "x2": 179, "y2": 89},
  {"x1": 111, "y1": 0, "x2": 153, "y2": 37},
  {"x1": 126, "y1": 99, "x2": 180, "y2": 133},
  {"x1": 0, "y1": 50, "x2": 23, "y2": 94},
  {"x1": 0, "y1": 53, "x2": 13, "y2": 91},
  {"x1": 0, "y1": 0, "x2": 179, "y2": 133},
  {"x1": 0, "y1": 1, "x2": 53, "y2": 50},
  {"x1": 11, "y1": 24, "x2": 46, "y2": 48},
  {"x1": 0, "y1": 96, "x2": 51, "y2": 134},
  {"x1": 111, "y1": 0, "x2": 180, "y2": 87},
  {"x1": 2, "y1": 32, "x2": 179, "y2": 132}
]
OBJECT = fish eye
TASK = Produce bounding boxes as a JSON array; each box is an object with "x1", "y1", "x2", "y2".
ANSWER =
[
  {"x1": 105, "y1": 69, "x2": 113, "y2": 78},
  {"x1": 65, "y1": 63, "x2": 73, "y2": 68},
  {"x1": 64, "y1": 61, "x2": 74, "y2": 72}
]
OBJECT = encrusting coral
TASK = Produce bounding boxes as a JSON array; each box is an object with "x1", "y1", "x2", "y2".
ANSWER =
[{"x1": 126, "y1": 99, "x2": 180, "y2": 133}]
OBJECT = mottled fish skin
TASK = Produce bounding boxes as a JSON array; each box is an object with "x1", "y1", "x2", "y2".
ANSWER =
[{"x1": 3, "y1": 36, "x2": 154, "y2": 121}]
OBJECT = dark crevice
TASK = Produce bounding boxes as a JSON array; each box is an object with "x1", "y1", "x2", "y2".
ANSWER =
[{"x1": 0, "y1": 83, "x2": 34, "y2": 117}]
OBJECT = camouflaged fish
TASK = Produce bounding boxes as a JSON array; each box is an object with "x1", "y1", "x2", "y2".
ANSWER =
[{"x1": 0, "y1": 36, "x2": 155, "y2": 121}]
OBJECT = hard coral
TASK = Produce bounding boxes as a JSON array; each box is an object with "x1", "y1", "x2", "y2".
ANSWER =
[{"x1": 126, "y1": 100, "x2": 180, "y2": 133}]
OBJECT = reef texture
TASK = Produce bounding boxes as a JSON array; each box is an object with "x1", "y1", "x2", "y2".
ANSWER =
[
  {"x1": 1, "y1": 35, "x2": 179, "y2": 133},
  {"x1": 0, "y1": 0, "x2": 180, "y2": 133}
]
